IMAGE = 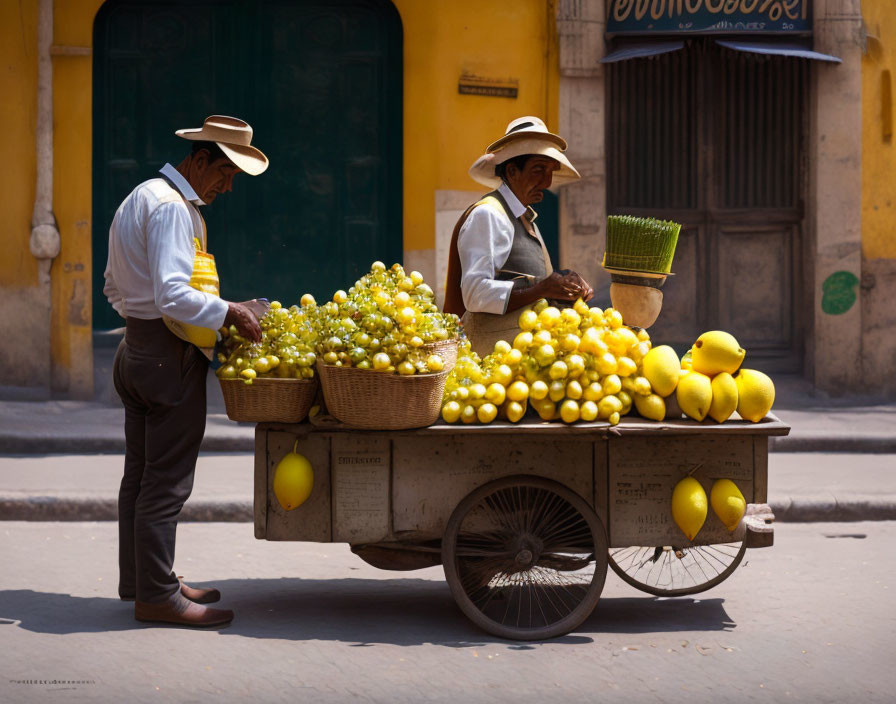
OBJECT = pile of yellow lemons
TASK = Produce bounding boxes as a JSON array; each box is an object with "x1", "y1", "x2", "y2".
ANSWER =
[
  {"x1": 442, "y1": 299, "x2": 655, "y2": 426},
  {"x1": 641, "y1": 330, "x2": 776, "y2": 423}
]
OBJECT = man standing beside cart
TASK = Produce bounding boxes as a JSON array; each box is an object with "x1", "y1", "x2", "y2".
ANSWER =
[
  {"x1": 103, "y1": 115, "x2": 269, "y2": 627},
  {"x1": 444, "y1": 116, "x2": 595, "y2": 357}
]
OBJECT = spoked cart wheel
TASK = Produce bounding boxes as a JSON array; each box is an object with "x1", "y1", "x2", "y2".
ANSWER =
[
  {"x1": 442, "y1": 475, "x2": 608, "y2": 640},
  {"x1": 608, "y1": 540, "x2": 747, "y2": 597}
]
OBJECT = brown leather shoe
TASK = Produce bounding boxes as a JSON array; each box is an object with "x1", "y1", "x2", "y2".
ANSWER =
[
  {"x1": 120, "y1": 577, "x2": 220, "y2": 604},
  {"x1": 135, "y1": 593, "x2": 233, "y2": 628}
]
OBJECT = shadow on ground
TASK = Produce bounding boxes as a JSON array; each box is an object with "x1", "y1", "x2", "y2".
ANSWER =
[{"x1": 0, "y1": 577, "x2": 735, "y2": 646}]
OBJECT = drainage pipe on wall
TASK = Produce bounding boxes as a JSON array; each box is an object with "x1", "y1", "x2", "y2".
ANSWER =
[{"x1": 30, "y1": 0, "x2": 61, "y2": 276}]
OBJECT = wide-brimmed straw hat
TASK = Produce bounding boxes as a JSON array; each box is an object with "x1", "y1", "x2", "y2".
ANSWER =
[
  {"x1": 175, "y1": 115, "x2": 269, "y2": 176},
  {"x1": 468, "y1": 116, "x2": 580, "y2": 189}
]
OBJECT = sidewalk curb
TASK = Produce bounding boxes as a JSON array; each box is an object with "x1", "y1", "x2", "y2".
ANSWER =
[
  {"x1": 0, "y1": 497, "x2": 252, "y2": 522},
  {"x1": 0, "y1": 434, "x2": 254, "y2": 455},
  {"x1": 2, "y1": 496, "x2": 895, "y2": 523},
  {"x1": 769, "y1": 435, "x2": 896, "y2": 454}
]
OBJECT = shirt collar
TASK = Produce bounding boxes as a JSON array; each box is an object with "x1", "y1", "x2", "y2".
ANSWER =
[
  {"x1": 159, "y1": 163, "x2": 205, "y2": 206},
  {"x1": 498, "y1": 182, "x2": 527, "y2": 219}
]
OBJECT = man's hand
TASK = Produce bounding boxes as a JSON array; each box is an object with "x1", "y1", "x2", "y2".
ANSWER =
[
  {"x1": 507, "y1": 271, "x2": 594, "y2": 313},
  {"x1": 224, "y1": 300, "x2": 266, "y2": 342},
  {"x1": 537, "y1": 271, "x2": 594, "y2": 302}
]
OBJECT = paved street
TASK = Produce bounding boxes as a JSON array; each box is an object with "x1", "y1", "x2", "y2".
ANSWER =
[{"x1": 1, "y1": 521, "x2": 893, "y2": 703}]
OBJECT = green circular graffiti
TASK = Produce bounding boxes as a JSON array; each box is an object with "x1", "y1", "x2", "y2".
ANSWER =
[{"x1": 821, "y1": 271, "x2": 859, "y2": 315}]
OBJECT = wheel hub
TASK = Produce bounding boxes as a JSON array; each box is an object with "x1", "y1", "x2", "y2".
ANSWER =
[{"x1": 510, "y1": 535, "x2": 542, "y2": 570}]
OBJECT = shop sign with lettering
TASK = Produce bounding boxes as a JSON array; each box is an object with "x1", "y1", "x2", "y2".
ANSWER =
[{"x1": 607, "y1": 0, "x2": 811, "y2": 35}]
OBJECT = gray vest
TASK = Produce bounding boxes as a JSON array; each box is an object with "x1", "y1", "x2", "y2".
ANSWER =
[{"x1": 488, "y1": 190, "x2": 548, "y2": 289}]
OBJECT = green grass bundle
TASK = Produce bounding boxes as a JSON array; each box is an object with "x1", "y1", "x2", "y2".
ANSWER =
[{"x1": 603, "y1": 215, "x2": 681, "y2": 274}]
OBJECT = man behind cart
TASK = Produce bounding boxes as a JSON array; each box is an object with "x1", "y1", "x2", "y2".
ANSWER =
[
  {"x1": 103, "y1": 115, "x2": 268, "y2": 627},
  {"x1": 443, "y1": 116, "x2": 594, "y2": 357}
]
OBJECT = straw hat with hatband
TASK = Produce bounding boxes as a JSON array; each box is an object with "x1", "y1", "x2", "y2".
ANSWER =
[
  {"x1": 468, "y1": 116, "x2": 580, "y2": 189},
  {"x1": 175, "y1": 115, "x2": 269, "y2": 176}
]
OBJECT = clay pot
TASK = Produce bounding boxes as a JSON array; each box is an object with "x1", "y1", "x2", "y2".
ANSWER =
[{"x1": 609, "y1": 282, "x2": 664, "y2": 329}]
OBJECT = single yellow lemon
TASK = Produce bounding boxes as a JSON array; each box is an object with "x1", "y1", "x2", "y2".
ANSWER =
[
  {"x1": 676, "y1": 371, "x2": 712, "y2": 421},
  {"x1": 559, "y1": 399, "x2": 580, "y2": 424},
  {"x1": 641, "y1": 345, "x2": 680, "y2": 397},
  {"x1": 691, "y1": 331, "x2": 746, "y2": 376},
  {"x1": 710, "y1": 479, "x2": 746, "y2": 531},
  {"x1": 518, "y1": 309, "x2": 538, "y2": 331},
  {"x1": 534, "y1": 399, "x2": 556, "y2": 421},
  {"x1": 529, "y1": 380, "x2": 549, "y2": 401},
  {"x1": 708, "y1": 372, "x2": 739, "y2": 423},
  {"x1": 485, "y1": 383, "x2": 506, "y2": 405},
  {"x1": 735, "y1": 369, "x2": 775, "y2": 422},
  {"x1": 477, "y1": 403, "x2": 498, "y2": 424},
  {"x1": 273, "y1": 445, "x2": 314, "y2": 511},
  {"x1": 580, "y1": 400, "x2": 599, "y2": 422},
  {"x1": 506, "y1": 381, "x2": 529, "y2": 402},
  {"x1": 598, "y1": 394, "x2": 623, "y2": 419},
  {"x1": 634, "y1": 393, "x2": 666, "y2": 421},
  {"x1": 505, "y1": 400, "x2": 526, "y2": 423},
  {"x1": 441, "y1": 400, "x2": 462, "y2": 423},
  {"x1": 671, "y1": 477, "x2": 707, "y2": 541}
]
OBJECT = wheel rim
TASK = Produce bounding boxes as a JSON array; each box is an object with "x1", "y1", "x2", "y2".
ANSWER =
[
  {"x1": 443, "y1": 476, "x2": 607, "y2": 640},
  {"x1": 608, "y1": 541, "x2": 746, "y2": 597}
]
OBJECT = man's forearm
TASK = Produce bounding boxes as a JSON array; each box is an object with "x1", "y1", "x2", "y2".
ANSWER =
[{"x1": 507, "y1": 280, "x2": 553, "y2": 313}]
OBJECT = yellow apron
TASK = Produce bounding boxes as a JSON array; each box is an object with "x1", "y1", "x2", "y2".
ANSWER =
[{"x1": 162, "y1": 211, "x2": 221, "y2": 360}]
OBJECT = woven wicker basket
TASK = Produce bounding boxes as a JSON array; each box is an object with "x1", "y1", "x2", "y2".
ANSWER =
[
  {"x1": 316, "y1": 362, "x2": 449, "y2": 430},
  {"x1": 219, "y1": 377, "x2": 318, "y2": 423},
  {"x1": 420, "y1": 337, "x2": 459, "y2": 371}
]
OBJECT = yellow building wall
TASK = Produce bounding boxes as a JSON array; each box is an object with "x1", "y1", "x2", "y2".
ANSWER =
[
  {"x1": 0, "y1": 1, "x2": 39, "y2": 290},
  {"x1": 862, "y1": 0, "x2": 896, "y2": 259},
  {"x1": 51, "y1": 0, "x2": 104, "y2": 396},
  {"x1": 3, "y1": 0, "x2": 557, "y2": 394},
  {"x1": 393, "y1": 0, "x2": 559, "y2": 251}
]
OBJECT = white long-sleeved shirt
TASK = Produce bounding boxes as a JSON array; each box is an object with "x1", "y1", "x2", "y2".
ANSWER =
[
  {"x1": 103, "y1": 164, "x2": 229, "y2": 330},
  {"x1": 457, "y1": 182, "x2": 553, "y2": 315}
]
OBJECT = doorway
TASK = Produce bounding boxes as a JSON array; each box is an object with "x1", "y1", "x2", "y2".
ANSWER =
[
  {"x1": 607, "y1": 40, "x2": 807, "y2": 373},
  {"x1": 92, "y1": 0, "x2": 403, "y2": 330}
]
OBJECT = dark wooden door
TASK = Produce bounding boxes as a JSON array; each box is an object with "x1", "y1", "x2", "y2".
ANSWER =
[
  {"x1": 92, "y1": 0, "x2": 402, "y2": 329},
  {"x1": 607, "y1": 41, "x2": 806, "y2": 373}
]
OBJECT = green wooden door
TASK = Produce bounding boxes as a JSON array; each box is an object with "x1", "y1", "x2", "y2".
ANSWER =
[{"x1": 92, "y1": 0, "x2": 403, "y2": 329}]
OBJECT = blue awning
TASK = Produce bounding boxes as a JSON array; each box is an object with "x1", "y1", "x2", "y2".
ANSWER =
[
  {"x1": 716, "y1": 40, "x2": 841, "y2": 63},
  {"x1": 600, "y1": 40, "x2": 685, "y2": 64}
]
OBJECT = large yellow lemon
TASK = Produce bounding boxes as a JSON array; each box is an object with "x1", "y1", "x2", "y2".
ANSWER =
[
  {"x1": 735, "y1": 369, "x2": 775, "y2": 422},
  {"x1": 710, "y1": 479, "x2": 746, "y2": 532},
  {"x1": 273, "y1": 445, "x2": 314, "y2": 511},
  {"x1": 691, "y1": 331, "x2": 746, "y2": 376},
  {"x1": 708, "y1": 372, "x2": 739, "y2": 423},
  {"x1": 676, "y1": 371, "x2": 712, "y2": 421},
  {"x1": 641, "y1": 345, "x2": 680, "y2": 397},
  {"x1": 671, "y1": 477, "x2": 707, "y2": 541}
]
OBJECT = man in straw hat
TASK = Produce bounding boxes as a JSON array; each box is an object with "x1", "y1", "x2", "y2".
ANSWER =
[
  {"x1": 104, "y1": 115, "x2": 269, "y2": 627},
  {"x1": 444, "y1": 116, "x2": 594, "y2": 357}
]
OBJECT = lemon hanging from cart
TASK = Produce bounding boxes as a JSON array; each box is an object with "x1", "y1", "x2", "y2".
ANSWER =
[
  {"x1": 710, "y1": 478, "x2": 747, "y2": 532},
  {"x1": 273, "y1": 442, "x2": 314, "y2": 511},
  {"x1": 671, "y1": 476, "x2": 707, "y2": 541}
]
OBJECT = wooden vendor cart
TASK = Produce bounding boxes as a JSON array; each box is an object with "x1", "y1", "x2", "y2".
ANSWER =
[{"x1": 253, "y1": 415, "x2": 789, "y2": 640}]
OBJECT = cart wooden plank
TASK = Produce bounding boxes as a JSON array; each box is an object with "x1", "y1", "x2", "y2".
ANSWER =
[
  {"x1": 391, "y1": 435, "x2": 593, "y2": 540},
  {"x1": 607, "y1": 435, "x2": 754, "y2": 548},
  {"x1": 331, "y1": 435, "x2": 391, "y2": 544},
  {"x1": 262, "y1": 431, "x2": 332, "y2": 542}
]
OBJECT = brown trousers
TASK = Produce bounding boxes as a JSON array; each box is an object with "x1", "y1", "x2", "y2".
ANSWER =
[{"x1": 113, "y1": 317, "x2": 208, "y2": 602}]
